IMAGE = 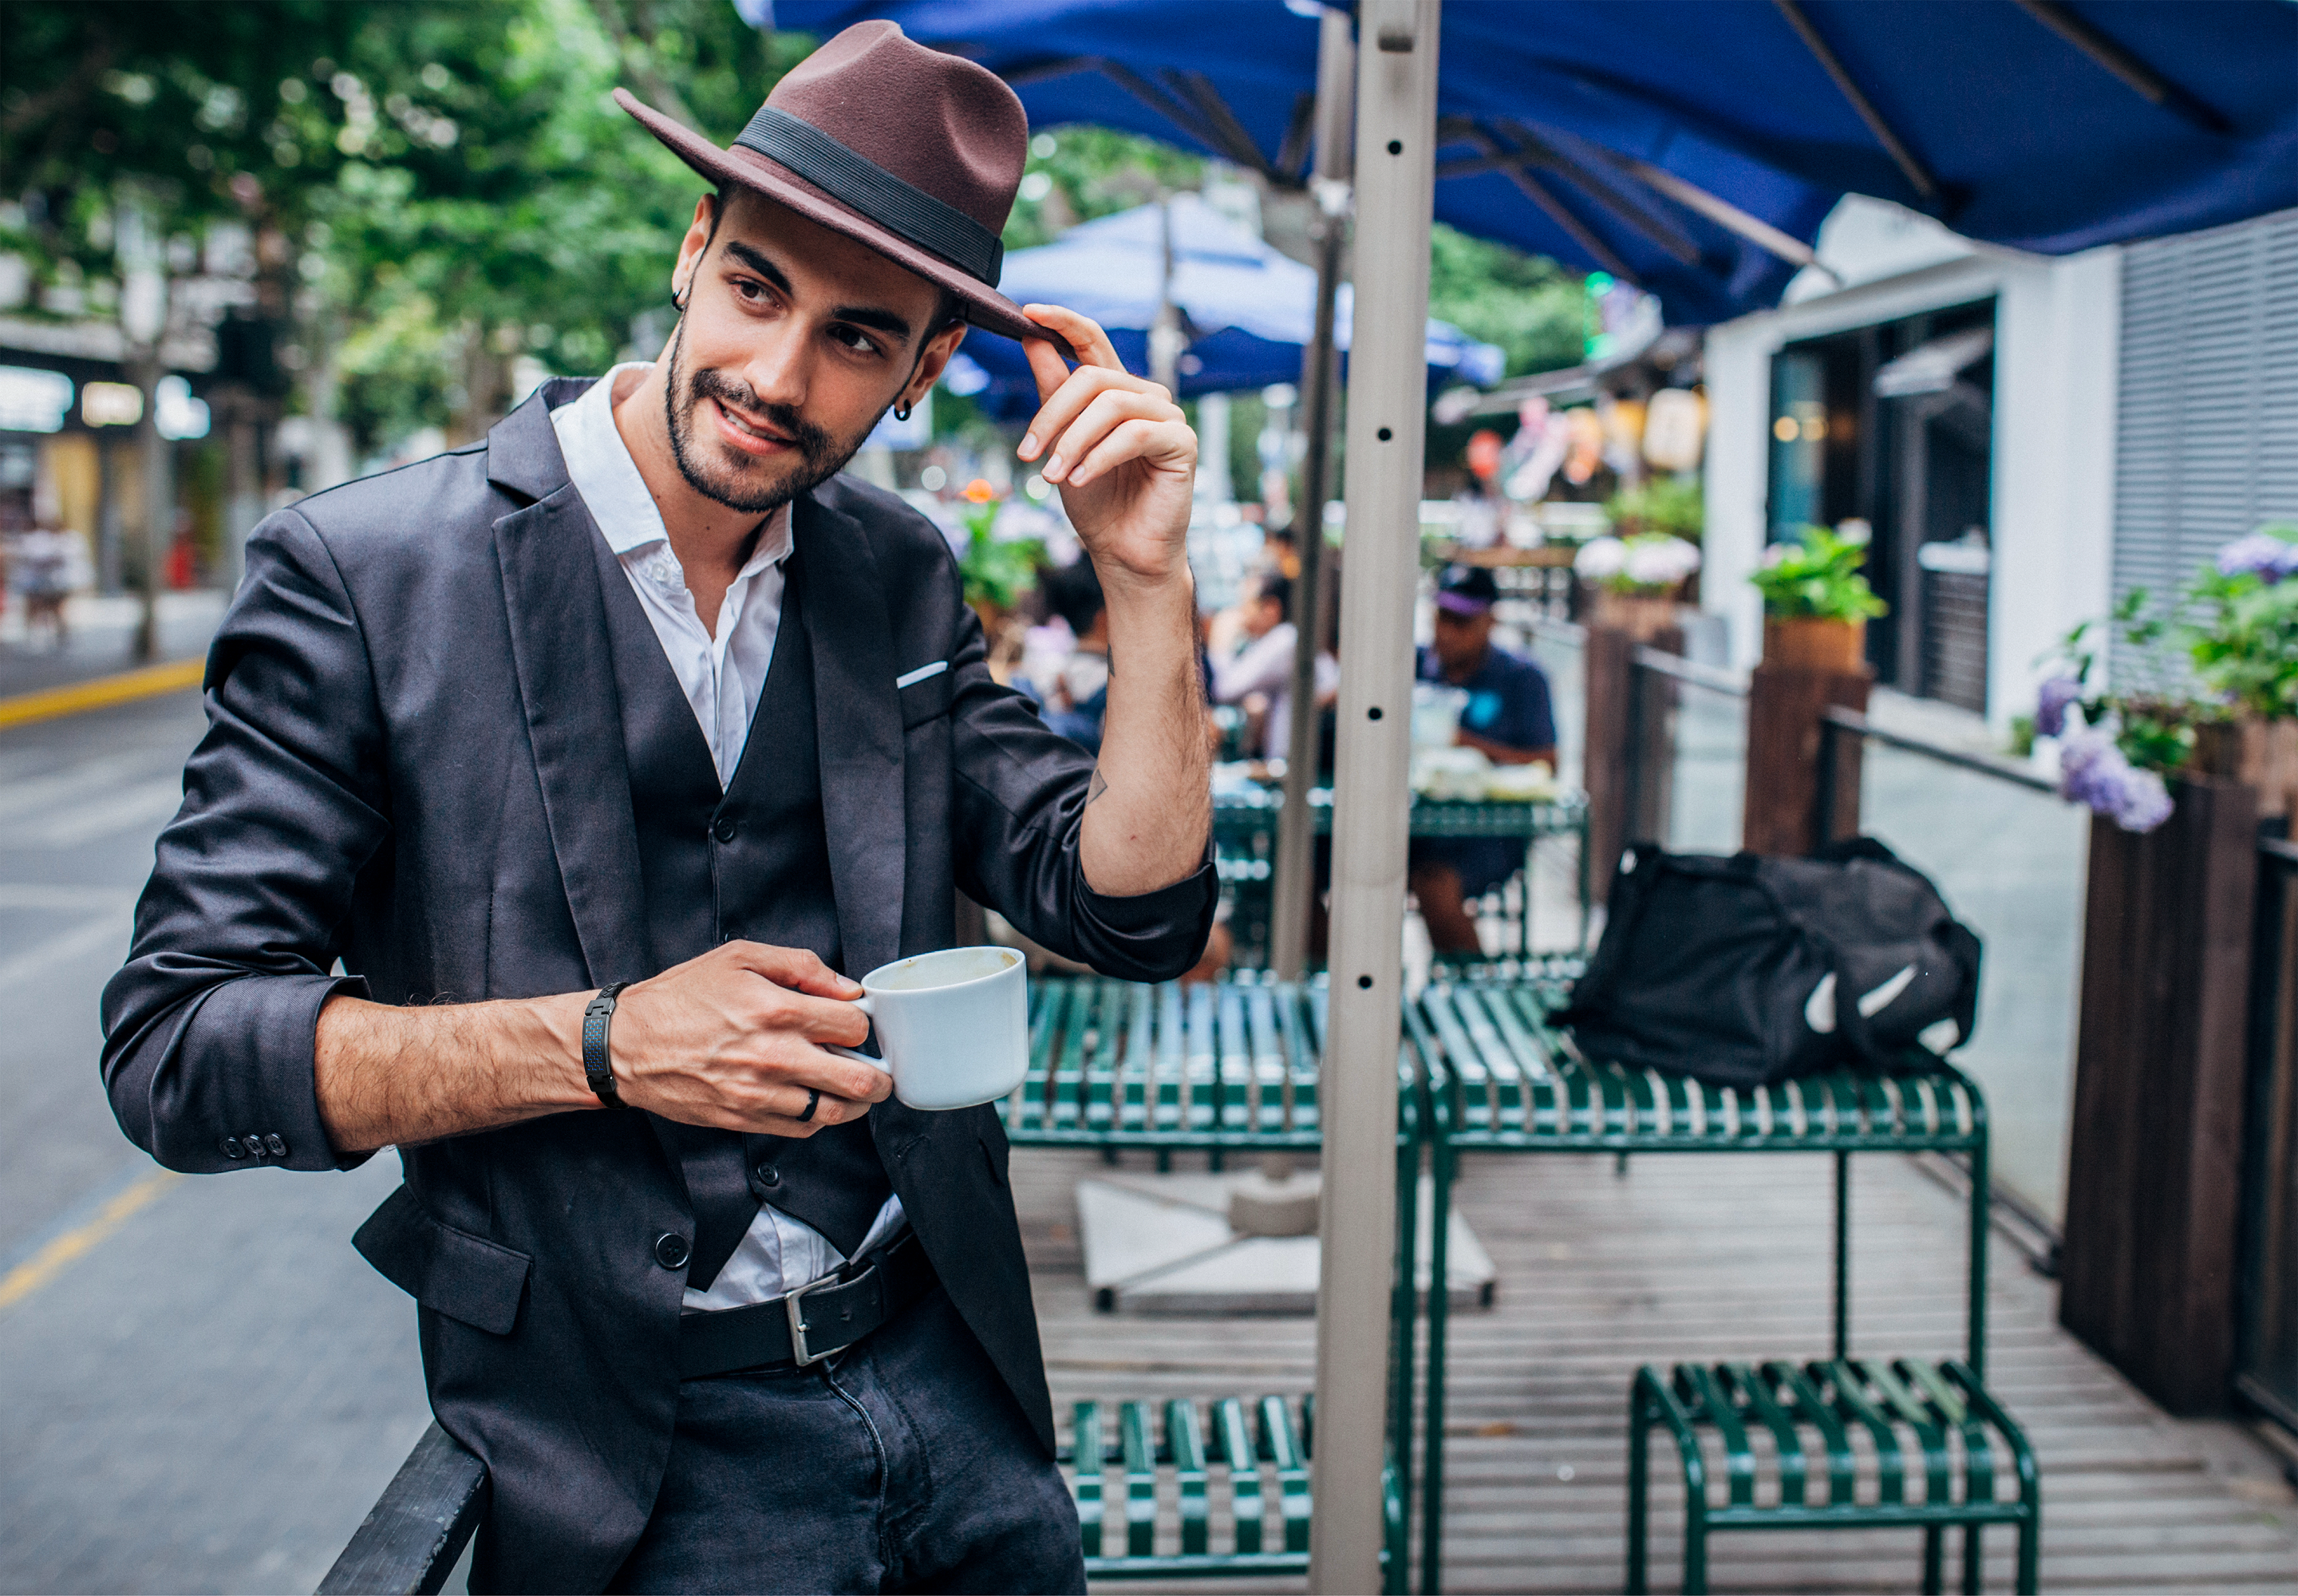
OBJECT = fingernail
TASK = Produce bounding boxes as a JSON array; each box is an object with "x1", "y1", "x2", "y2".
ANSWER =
[
  {"x1": 1018, "y1": 432, "x2": 1039, "y2": 458},
  {"x1": 1045, "y1": 453, "x2": 1064, "y2": 479}
]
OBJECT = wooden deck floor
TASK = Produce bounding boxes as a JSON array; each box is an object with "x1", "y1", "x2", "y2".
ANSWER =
[{"x1": 1017, "y1": 1144, "x2": 2298, "y2": 1594}]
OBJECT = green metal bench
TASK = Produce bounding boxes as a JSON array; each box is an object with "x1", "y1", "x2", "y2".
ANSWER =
[
  {"x1": 1629, "y1": 1359, "x2": 2038, "y2": 1595},
  {"x1": 1001, "y1": 973, "x2": 1423, "y2": 1592},
  {"x1": 1069, "y1": 1393, "x2": 1408, "y2": 1582},
  {"x1": 1410, "y1": 969, "x2": 2031, "y2": 1595}
]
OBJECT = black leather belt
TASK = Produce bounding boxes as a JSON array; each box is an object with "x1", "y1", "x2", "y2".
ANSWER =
[{"x1": 677, "y1": 1232, "x2": 936, "y2": 1380}]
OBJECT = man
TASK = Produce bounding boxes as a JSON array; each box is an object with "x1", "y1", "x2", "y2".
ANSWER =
[
  {"x1": 1211, "y1": 570, "x2": 1332, "y2": 761},
  {"x1": 100, "y1": 24, "x2": 1210, "y2": 1594},
  {"x1": 1410, "y1": 564, "x2": 1558, "y2": 956}
]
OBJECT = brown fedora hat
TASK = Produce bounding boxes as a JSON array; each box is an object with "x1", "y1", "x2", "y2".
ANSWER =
[{"x1": 617, "y1": 21, "x2": 1068, "y2": 354}]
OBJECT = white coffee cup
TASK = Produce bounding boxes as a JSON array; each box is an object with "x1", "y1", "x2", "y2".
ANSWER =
[{"x1": 823, "y1": 945, "x2": 1029, "y2": 1111}]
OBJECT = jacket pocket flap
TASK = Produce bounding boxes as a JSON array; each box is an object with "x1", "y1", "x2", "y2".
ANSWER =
[
  {"x1": 354, "y1": 1184, "x2": 532, "y2": 1336},
  {"x1": 898, "y1": 664, "x2": 953, "y2": 728}
]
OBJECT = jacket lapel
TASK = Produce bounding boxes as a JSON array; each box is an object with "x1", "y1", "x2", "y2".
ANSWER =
[
  {"x1": 488, "y1": 388, "x2": 651, "y2": 986},
  {"x1": 793, "y1": 492, "x2": 906, "y2": 984}
]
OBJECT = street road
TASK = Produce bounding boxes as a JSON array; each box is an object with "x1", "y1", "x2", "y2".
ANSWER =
[{"x1": 0, "y1": 688, "x2": 429, "y2": 1594}]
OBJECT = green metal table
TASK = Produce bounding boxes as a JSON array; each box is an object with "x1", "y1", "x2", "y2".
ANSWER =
[
  {"x1": 1211, "y1": 785, "x2": 1593, "y2": 965},
  {"x1": 995, "y1": 973, "x2": 1420, "y2": 1588},
  {"x1": 1406, "y1": 970, "x2": 1996, "y2": 1595}
]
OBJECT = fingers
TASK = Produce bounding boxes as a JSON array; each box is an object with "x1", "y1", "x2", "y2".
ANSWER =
[
  {"x1": 1024, "y1": 304, "x2": 1121, "y2": 370},
  {"x1": 1039, "y1": 385, "x2": 1182, "y2": 484},
  {"x1": 721, "y1": 940, "x2": 863, "y2": 1001},
  {"x1": 1064, "y1": 417, "x2": 1198, "y2": 489},
  {"x1": 1022, "y1": 365, "x2": 1178, "y2": 474}
]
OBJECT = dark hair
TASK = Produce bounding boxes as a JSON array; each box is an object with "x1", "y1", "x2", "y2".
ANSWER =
[
  {"x1": 1256, "y1": 570, "x2": 1293, "y2": 623},
  {"x1": 1044, "y1": 559, "x2": 1106, "y2": 637}
]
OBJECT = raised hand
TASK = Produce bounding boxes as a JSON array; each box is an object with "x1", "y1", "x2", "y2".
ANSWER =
[{"x1": 1016, "y1": 305, "x2": 1197, "y2": 590}]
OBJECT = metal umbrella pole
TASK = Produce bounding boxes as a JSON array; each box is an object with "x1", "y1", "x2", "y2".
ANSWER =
[
  {"x1": 1269, "y1": 1, "x2": 1355, "y2": 982},
  {"x1": 1310, "y1": 2, "x2": 1439, "y2": 1591}
]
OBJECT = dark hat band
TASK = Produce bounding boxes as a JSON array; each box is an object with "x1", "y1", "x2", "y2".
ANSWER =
[{"x1": 734, "y1": 105, "x2": 1005, "y2": 287}]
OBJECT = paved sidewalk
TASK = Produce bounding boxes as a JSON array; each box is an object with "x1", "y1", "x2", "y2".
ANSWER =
[{"x1": 0, "y1": 591, "x2": 227, "y2": 701}]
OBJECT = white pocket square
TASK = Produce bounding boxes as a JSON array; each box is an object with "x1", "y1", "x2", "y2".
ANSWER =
[{"x1": 894, "y1": 660, "x2": 950, "y2": 689}]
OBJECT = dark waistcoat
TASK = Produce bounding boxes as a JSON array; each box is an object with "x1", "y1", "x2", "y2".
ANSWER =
[{"x1": 595, "y1": 539, "x2": 893, "y2": 1290}]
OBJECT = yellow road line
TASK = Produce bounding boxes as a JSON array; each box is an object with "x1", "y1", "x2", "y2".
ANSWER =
[
  {"x1": 0, "y1": 658, "x2": 205, "y2": 733},
  {"x1": 0, "y1": 1168, "x2": 180, "y2": 1312}
]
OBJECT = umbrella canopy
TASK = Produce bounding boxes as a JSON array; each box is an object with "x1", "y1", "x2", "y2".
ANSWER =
[
  {"x1": 943, "y1": 193, "x2": 1502, "y2": 417},
  {"x1": 756, "y1": 0, "x2": 2298, "y2": 327}
]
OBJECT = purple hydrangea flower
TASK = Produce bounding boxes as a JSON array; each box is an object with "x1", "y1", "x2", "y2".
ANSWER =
[
  {"x1": 2216, "y1": 531, "x2": 2298, "y2": 581},
  {"x1": 2057, "y1": 728, "x2": 2174, "y2": 834},
  {"x1": 2035, "y1": 675, "x2": 2083, "y2": 738}
]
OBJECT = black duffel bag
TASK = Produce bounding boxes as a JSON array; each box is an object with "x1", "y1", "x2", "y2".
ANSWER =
[{"x1": 1554, "y1": 837, "x2": 1982, "y2": 1089}]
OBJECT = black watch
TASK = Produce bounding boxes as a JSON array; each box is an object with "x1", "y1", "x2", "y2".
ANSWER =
[{"x1": 582, "y1": 982, "x2": 634, "y2": 1108}]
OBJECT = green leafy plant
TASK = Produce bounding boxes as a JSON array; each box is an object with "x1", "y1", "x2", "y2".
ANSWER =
[
  {"x1": 1604, "y1": 476, "x2": 1704, "y2": 542},
  {"x1": 958, "y1": 496, "x2": 1043, "y2": 613},
  {"x1": 2187, "y1": 523, "x2": 2298, "y2": 717},
  {"x1": 1749, "y1": 525, "x2": 1888, "y2": 622}
]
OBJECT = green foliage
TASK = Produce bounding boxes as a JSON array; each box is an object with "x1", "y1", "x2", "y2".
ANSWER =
[
  {"x1": 1749, "y1": 526, "x2": 1888, "y2": 622},
  {"x1": 1605, "y1": 475, "x2": 1703, "y2": 541},
  {"x1": 1001, "y1": 125, "x2": 1204, "y2": 252},
  {"x1": 2188, "y1": 524, "x2": 2298, "y2": 718},
  {"x1": 2042, "y1": 590, "x2": 2205, "y2": 775},
  {"x1": 1425, "y1": 223, "x2": 1585, "y2": 378},
  {"x1": 958, "y1": 500, "x2": 1043, "y2": 612}
]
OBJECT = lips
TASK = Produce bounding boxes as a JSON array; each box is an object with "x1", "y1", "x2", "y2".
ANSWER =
[{"x1": 708, "y1": 396, "x2": 796, "y2": 458}]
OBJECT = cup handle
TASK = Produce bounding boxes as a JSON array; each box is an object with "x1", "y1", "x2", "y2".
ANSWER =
[{"x1": 823, "y1": 995, "x2": 885, "y2": 1070}]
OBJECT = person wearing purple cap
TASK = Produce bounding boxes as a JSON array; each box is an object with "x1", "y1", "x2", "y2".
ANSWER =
[
  {"x1": 101, "y1": 23, "x2": 1214, "y2": 1594},
  {"x1": 1412, "y1": 565, "x2": 1558, "y2": 955}
]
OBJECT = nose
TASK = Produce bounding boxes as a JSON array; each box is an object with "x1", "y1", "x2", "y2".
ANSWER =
[{"x1": 733, "y1": 321, "x2": 811, "y2": 417}]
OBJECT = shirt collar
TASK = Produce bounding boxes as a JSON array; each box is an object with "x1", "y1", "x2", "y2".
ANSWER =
[{"x1": 551, "y1": 361, "x2": 793, "y2": 572}]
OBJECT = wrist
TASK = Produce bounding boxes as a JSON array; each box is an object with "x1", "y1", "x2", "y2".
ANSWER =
[{"x1": 531, "y1": 990, "x2": 602, "y2": 1110}]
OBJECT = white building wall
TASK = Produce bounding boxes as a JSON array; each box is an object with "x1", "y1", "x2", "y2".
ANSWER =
[{"x1": 1700, "y1": 200, "x2": 2122, "y2": 728}]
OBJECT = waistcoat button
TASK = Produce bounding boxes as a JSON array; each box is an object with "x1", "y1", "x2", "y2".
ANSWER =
[
  {"x1": 755, "y1": 1163, "x2": 781, "y2": 1189},
  {"x1": 713, "y1": 815, "x2": 738, "y2": 843},
  {"x1": 653, "y1": 1231, "x2": 691, "y2": 1270}
]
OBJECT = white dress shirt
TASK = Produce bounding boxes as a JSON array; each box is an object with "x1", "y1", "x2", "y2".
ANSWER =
[{"x1": 551, "y1": 364, "x2": 906, "y2": 1310}]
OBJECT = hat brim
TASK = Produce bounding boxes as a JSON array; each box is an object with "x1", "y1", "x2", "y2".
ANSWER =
[
  {"x1": 618, "y1": 90, "x2": 1074, "y2": 361},
  {"x1": 1435, "y1": 591, "x2": 1495, "y2": 616}
]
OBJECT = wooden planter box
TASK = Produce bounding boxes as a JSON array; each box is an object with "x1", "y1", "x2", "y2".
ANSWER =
[
  {"x1": 1762, "y1": 615, "x2": 1866, "y2": 674},
  {"x1": 2195, "y1": 716, "x2": 2298, "y2": 820},
  {"x1": 1741, "y1": 618, "x2": 1870, "y2": 858},
  {"x1": 2059, "y1": 774, "x2": 2258, "y2": 1415}
]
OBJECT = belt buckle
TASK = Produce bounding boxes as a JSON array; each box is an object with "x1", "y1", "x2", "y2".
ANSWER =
[{"x1": 784, "y1": 1271, "x2": 843, "y2": 1368}]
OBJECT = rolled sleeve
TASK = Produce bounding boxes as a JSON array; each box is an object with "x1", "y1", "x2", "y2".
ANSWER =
[{"x1": 100, "y1": 508, "x2": 392, "y2": 1175}]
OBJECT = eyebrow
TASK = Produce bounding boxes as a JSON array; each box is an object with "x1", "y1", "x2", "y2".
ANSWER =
[{"x1": 720, "y1": 239, "x2": 917, "y2": 345}]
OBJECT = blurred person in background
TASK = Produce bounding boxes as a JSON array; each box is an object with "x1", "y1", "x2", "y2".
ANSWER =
[
  {"x1": 1410, "y1": 564, "x2": 1557, "y2": 956},
  {"x1": 10, "y1": 516, "x2": 77, "y2": 650},
  {"x1": 1208, "y1": 570, "x2": 1334, "y2": 761},
  {"x1": 1036, "y1": 556, "x2": 1109, "y2": 753}
]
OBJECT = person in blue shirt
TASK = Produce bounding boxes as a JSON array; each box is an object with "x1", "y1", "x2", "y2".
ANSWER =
[{"x1": 1412, "y1": 564, "x2": 1558, "y2": 956}]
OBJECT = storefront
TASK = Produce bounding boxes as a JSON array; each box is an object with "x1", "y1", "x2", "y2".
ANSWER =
[{"x1": 1703, "y1": 197, "x2": 2121, "y2": 725}]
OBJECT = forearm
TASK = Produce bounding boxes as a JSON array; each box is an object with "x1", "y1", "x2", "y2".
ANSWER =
[
  {"x1": 1457, "y1": 730, "x2": 1555, "y2": 767},
  {"x1": 314, "y1": 990, "x2": 594, "y2": 1156},
  {"x1": 1080, "y1": 567, "x2": 1211, "y2": 896}
]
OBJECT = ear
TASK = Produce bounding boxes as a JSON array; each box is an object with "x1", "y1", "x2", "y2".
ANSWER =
[
  {"x1": 673, "y1": 193, "x2": 717, "y2": 303},
  {"x1": 898, "y1": 321, "x2": 968, "y2": 411}
]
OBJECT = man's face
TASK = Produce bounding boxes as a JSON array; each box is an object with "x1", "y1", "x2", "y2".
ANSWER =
[
  {"x1": 662, "y1": 189, "x2": 965, "y2": 513},
  {"x1": 1431, "y1": 606, "x2": 1493, "y2": 671},
  {"x1": 1242, "y1": 586, "x2": 1283, "y2": 638}
]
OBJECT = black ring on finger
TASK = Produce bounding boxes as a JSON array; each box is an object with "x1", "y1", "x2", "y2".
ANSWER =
[{"x1": 796, "y1": 1088, "x2": 820, "y2": 1124}]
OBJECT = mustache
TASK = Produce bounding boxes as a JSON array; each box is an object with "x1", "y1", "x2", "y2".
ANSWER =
[{"x1": 685, "y1": 367, "x2": 836, "y2": 464}]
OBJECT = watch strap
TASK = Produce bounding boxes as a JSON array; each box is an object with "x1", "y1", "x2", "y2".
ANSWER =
[{"x1": 582, "y1": 981, "x2": 634, "y2": 1108}]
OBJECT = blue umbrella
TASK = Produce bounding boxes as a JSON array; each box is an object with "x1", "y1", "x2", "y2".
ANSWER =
[
  {"x1": 756, "y1": 0, "x2": 2298, "y2": 327},
  {"x1": 940, "y1": 193, "x2": 1501, "y2": 417}
]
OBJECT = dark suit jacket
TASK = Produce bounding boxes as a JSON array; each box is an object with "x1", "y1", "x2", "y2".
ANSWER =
[{"x1": 99, "y1": 381, "x2": 1215, "y2": 1591}]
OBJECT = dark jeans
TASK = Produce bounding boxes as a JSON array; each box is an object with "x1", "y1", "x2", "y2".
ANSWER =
[{"x1": 604, "y1": 1285, "x2": 1084, "y2": 1594}]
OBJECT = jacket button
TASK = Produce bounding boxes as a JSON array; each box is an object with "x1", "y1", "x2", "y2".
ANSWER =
[
  {"x1": 246, "y1": 1132, "x2": 267, "y2": 1159},
  {"x1": 264, "y1": 1133, "x2": 289, "y2": 1157},
  {"x1": 712, "y1": 816, "x2": 738, "y2": 843},
  {"x1": 654, "y1": 1232, "x2": 691, "y2": 1270},
  {"x1": 220, "y1": 1137, "x2": 246, "y2": 1159},
  {"x1": 755, "y1": 1163, "x2": 781, "y2": 1189}
]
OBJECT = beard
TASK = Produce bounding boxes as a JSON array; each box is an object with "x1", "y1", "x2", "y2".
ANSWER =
[{"x1": 661, "y1": 319, "x2": 875, "y2": 514}]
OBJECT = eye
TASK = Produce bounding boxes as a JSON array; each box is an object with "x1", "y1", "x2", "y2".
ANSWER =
[
  {"x1": 728, "y1": 275, "x2": 770, "y2": 306},
  {"x1": 828, "y1": 323, "x2": 883, "y2": 358}
]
